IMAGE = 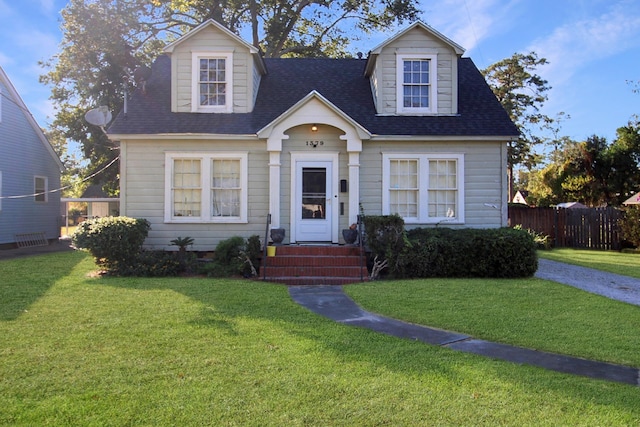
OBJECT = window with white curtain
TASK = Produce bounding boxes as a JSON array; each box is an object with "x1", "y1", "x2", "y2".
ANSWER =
[
  {"x1": 165, "y1": 152, "x2": 247, "y2": 223},
  {"x1": 383, "y1": 153, "x2": 464, "y2": 223}
]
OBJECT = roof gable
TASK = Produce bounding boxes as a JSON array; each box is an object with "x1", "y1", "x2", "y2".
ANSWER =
[
  {"x1": 257, "y1": 90, "x2": 371, "y2": 140},
  {"x1": 0, "y1": 66, "x2": 64, "y2": 171},
  {"x1": 163, "y1": 19, "x2": 259, "y2": 55},
  {"x1": 369, "y1": 21, "x2": 465, "y2": 56}
]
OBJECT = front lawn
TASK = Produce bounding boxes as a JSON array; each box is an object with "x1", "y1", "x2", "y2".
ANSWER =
[{"x1": 1, "y1": 251, "x2": 639, "y2": 425}]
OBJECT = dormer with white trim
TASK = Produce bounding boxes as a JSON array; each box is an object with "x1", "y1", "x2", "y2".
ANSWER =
[
  {"x1": 364, "y1": 21, "x2": 465, "y2": 116},
  {"x1": 163, "y1": 19, "x2": 266, "y2": 114}
]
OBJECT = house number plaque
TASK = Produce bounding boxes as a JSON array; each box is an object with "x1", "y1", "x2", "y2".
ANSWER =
[{"x1": 306, "y1": 140, "x2": 324, "y2": 148}]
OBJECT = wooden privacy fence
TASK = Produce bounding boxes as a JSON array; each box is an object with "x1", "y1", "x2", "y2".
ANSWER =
[{"x1": 508, "y1": 206, "x2": 623, "y2": 250}]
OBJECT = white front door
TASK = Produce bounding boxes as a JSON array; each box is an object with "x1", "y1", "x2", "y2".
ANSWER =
[{"x1": 294, "y1": 160, "x2": 334, "y2": 242}]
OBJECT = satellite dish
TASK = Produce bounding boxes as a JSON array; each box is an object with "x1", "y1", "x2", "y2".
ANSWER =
[{"x1": 85, "y1": 106, "x2": 113, "y2": 127}]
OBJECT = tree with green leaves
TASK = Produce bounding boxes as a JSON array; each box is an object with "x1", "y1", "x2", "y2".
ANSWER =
[
  {"x1": 525, "y1": 124, "x2": 640, "y2": 207},
  {"x1": 40, "y1": 0, "x2": 161, "y2": 195},
  {"x1": 41, "y1": 0, "x2": 421, "y2": 194},
  {"x1": 482, "y1": 52, "x2": 552, "y2": 199},
  {"x1": 44, "y1": 128, "x2": 86, "y2": 198}
]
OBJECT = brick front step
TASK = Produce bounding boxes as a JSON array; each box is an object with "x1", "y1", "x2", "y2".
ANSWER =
[
  {"x1": 268, "y1": 276, "x2": 367, "y2": 286},
  {"x1": 261, "y1": 245, "x2": 368, "y2": 285}
]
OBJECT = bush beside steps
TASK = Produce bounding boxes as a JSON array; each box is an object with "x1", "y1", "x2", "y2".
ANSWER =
[{"x1": 364, "y1": 215, "x2": 538, "y2": 279}]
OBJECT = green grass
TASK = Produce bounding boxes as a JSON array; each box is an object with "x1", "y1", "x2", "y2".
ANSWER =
[
  {"x1": 538, "y1": 248, "x2": 640, "y2": 278},
  {"x1": 345, "y1": 278, "x2": 640, "y2": 366},
  {"x1": 1, "y1": 252, "x2": 639, "y2": 425}
]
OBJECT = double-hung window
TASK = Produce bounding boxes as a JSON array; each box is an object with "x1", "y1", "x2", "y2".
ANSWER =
[
  {"x1": 165, "y1": 152, "x2": 247, "y2": 223},
  {"x1": 34, "y1": 176, "x2": 47, "y2": 202},
  {"x1": 192, "y1": 52, "x2": 233, "y2": 113},
  {"x1": 396, "y1": 54, "x2": 437, "y2": 114},
  {"x1": 383, "y1": 153, "x2": 464, "y2": 224}
]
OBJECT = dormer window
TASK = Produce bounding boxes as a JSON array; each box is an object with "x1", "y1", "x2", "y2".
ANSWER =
[
  {"x1": 192, "y1": 51, "x2": 233, "y2": 113},
  {"x1": 396, "y1": 54, "x2": 437, "y2": 114}
]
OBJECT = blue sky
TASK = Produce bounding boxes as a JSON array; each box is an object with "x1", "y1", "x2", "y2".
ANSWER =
[{"x1": 1, "y1": 0, "x2": 639, "y2": 148}]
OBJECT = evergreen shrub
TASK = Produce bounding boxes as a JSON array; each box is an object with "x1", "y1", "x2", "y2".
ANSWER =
[
  {"x1": 199, "y1": 235, "x2": 261, "y2": 277},
  {"x1": 363, "y1": 214, "x2": 410, "y2": 276},
  {"x1": 404, "y1": 227, "x2": 538, "y2": 278},
  {"x1": 620, "y1": 207, "x2": 640, "y2": 248},
  {"x1": 116, "y1": 250, "x2": 184, "y2": 277},
  {"x1": 72, "y1": 216, "x2": 150, "y2": 272}
]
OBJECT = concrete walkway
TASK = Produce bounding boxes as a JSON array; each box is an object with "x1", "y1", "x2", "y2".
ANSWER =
[{"x1": 289, "y1": 266, "x2": 640, "y2": 386}]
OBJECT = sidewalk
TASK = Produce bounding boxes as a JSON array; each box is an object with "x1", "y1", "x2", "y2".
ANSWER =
[{"x1": 289, "y1": 285, "x2": 640, "y2": 386}]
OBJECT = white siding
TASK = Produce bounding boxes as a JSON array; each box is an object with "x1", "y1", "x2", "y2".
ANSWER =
[
  {"x1": 170, "y1": 26, "x2": 255, "y2": 114},
  {"x1": 374, "y1": 27, "x2": 458, "y2": 115},
  {"x1": 251, "y1": 61, "x2": 262, "y2": 111},
  {"x1": 360, "y1": 139, "x2": 505, "y2": 228},
  {"x1": 121, "y1": 139, "x2": 269, "y2": 250}
]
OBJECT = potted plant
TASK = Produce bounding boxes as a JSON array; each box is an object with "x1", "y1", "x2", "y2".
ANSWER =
[
  {"x1": 270, "y1": 228, "x2": 285, "y2": 244},
  {"x1": 342, "y1": 223, "x2": 358, "y2": 244}
]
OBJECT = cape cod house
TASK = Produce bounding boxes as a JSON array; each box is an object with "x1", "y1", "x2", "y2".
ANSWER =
[
  {"x1": 107, "y1": 20, "x2": 518, "y2": 253},
  {"x1": 0, "y1": 66, "x2": 64, "y2": 249}
]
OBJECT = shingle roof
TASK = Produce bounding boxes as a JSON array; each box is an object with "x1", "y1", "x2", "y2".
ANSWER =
[{"x1": 107, "y1": 55, "x2": 518, "y2": 137}]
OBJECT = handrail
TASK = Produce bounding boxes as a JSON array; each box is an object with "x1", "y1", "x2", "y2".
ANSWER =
[
  {"x1": 262, "y1": 213, "x2": 271, "y2": 280},
  {"x1": 357, "y1": 214, "x2": 364, "y2": 282}
]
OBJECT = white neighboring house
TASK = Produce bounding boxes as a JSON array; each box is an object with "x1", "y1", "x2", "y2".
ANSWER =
[
  {"x1": 623, "y1": 192, "x2": 640, "y2": 205},
  {"x1": 107, "y1": 20, "x2": 518, "y2": 251},
  {"x1": 0, "y1": 67, "x2": 64, "y2": 249}
]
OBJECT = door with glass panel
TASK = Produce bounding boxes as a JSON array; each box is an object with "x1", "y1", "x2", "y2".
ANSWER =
[{"x1": 295, "y1": 161, "x2": 333, "y2": 242}]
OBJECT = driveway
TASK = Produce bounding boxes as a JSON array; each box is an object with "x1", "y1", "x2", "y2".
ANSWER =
[{"x1": 535, "y1": 258, "x2": 640, "y2": 306}]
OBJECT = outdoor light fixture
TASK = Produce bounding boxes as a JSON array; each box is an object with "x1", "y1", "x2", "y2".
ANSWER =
[{"x1": 311, "y1": 124, "x2": 318, "y2": 132}]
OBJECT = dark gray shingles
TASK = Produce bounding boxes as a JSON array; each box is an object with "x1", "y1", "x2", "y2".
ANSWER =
[{"x1": 108, "y1": 55, "x2": 518, "y2": 137}]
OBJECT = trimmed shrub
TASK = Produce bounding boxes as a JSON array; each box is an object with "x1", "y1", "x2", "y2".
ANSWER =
[
  {"x1": 404, "y1": 227, "x2": 538, "y2": 278},
  {"x1": 116, "y1": 250, "x2": 184, "y2": 277},
  {"x1": 72, "y1": 216, "x2": 150, "y2": 272},
  {"x1": 363, "y1": 214, "x2": 410, "y2": 277},
  {"x1": 198, "y1": 235, "x2": 261, "y2": 278}
]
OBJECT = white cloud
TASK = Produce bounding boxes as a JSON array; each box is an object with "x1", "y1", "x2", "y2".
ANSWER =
[
  {"x1": 420, "y1": 0, "x2": 521, "y2": 52},
  {"x1": 0, "y1": 0, "x2": 13, "y2": 15},
  {"x1": 14, "y1": 29, "x2": 59, "y2": 64},
  {"x1": 527, "y1": 1, "x2": 640, "y2": 86},
  {"x1": 38, "y1": 0, "x2": 56, "y2": 14},
  {"x1": 0, "y1": 51, "x2": 13, "y2": 67}
]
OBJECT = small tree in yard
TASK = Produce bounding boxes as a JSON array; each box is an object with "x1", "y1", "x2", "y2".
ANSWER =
[
  {"x1": 72, "y1": 216, "x2": 150, "y2": 272},
  {"x1": 620, "y1": 207, "x2": 640, "y2": 248}
]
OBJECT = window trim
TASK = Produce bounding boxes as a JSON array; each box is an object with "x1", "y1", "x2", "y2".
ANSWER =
[
  {"x1": 382, "y1": 153, "x2": 464, "y2": 224},
  {"x1": 396, "y1": 54, "x2": 438, "y2": 114},
  {"x1": 191, "y1": 51, "x2": 233, "y2": 113},
  {"x1": 164, "y1": 152, "x2": 248, "y2": 223},
  {"x1": 34, "y1": 176, "x2": 48, "y2": 203}
]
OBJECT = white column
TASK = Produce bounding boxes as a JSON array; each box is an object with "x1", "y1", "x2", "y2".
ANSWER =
[
  {"x1": 268, "y1": 151, "x2": 281, "y2": 228},
  {"x1": 348, "y1": 151, "x2": 360, "y2": 225}
]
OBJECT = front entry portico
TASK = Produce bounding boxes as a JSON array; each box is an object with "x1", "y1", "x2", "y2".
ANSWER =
[{"x1": 258, "y1": 91, "x2": 370, "y2": 244}]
